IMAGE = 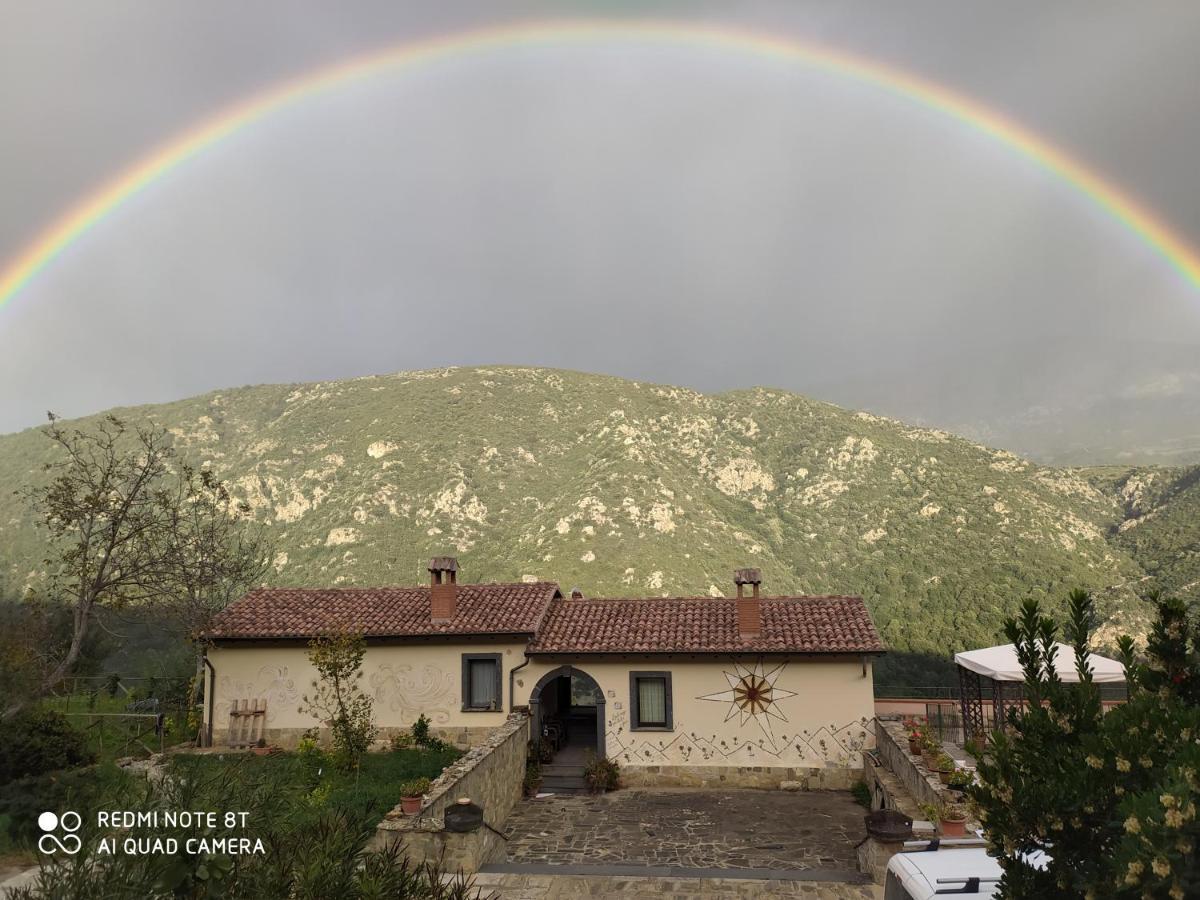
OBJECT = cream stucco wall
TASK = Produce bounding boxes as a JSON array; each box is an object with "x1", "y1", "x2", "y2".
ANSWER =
[
  {"x1": 518, "y1": 656, "x2": 875, "y2": 773},
  {"x1": 205, "y1": 641, "x2": 526, "y2": 745},
  {"x1": 205, "y1": 642, "x2": 875, "y2": 775}
]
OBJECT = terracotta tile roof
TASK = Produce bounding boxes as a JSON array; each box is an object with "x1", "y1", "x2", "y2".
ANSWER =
[
  {"x1": 527, "y1": 596, "x2": 884, "y2": 655},
  {"x1": 205, "y1": 582, "x2": 560, "y2": 640}
]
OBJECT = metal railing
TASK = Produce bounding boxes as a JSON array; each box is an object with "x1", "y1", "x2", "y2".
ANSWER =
[{"x1": 874, "y1": 685, "x2": 961, "y2": 699}]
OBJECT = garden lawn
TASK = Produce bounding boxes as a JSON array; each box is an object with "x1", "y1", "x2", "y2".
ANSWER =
[
  {"x1": 177, "y1": 745, "x2": 461, "y2": 829},
  {"x1": 0, "y1": 747, "x2": 459, "y2": 861}
]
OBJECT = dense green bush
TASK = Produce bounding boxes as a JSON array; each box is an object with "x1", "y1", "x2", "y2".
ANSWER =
[
  {"x1": 0, "y1": 708, "x2": 95, "y2": 783},
  {"x1": 0, "y1": 764, "x2": 132, "y2": 847},
  {"x1": 972, "y1": 589, "x2": 1200, "y2": 898}
]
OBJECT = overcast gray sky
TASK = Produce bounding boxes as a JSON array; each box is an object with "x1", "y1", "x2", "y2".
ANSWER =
[{"x1": 2, "y1": 1, "x2": 1199, "y2": 460}]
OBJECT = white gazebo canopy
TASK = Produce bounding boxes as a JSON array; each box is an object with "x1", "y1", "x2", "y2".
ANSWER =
[{"x1": 954, "y1": 642, "x2": 1127, "y2": 684}]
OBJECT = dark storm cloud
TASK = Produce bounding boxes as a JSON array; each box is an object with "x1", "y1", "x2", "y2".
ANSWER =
[{"x1": 0, "y1": 1, "x2": 1198, "y2": 461}]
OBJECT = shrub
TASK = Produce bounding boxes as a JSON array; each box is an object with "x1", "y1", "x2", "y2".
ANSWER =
[
  {"x1": 390, "y1": 731, "x2": 414, "y2": 751},
  {"x1": 295, "y1": 734, "x2": 326, "y2": 787},
  {"x1": 583, "y1": 754, "x2": 620, "y2": 793},
  {"x1": 299, "y1": 632, "x2": 377, "y2": 771},
  {"x1": 410, "y1": 714, "x2": 431, "y2": 746},
  {"x1": 971, "y1": 589, "x2": 1200, "y2": 898},
  {"x1": 0, "y1": 764, "x2": 131, "y2": 846},
  {"x1": 407, "y1": 714, "x2": 452, "y2": 753},
  {"x1": 0, "y1": 708, "x2": 95, "y2": 783}
]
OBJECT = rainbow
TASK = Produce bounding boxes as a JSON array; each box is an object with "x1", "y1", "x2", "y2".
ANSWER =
[{"x1": 3, "y1": 18, "x2": 1199, "y2": 310}]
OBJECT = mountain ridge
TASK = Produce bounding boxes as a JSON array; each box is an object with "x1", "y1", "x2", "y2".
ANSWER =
[{"x1": 0, "y1": 366, "x2": 1194, "y2": 661}]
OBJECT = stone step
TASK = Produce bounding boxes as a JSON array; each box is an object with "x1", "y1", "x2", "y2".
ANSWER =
[
  {"x1": 541, "y1": 764, "x2": 585, "y2": 777},
  {"x1": 540, "y1": 774, "x2": 588, "y2": 792}
]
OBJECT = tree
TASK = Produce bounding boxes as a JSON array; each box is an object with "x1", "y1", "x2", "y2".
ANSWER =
[
  {"x1": 971, "y1": 589, "x2": 1200, "y2": 899},
  {"x1": 3, "y1": 414, "x2": 270, "y2": 720},
  {"x1": 153, "y1": 464, "x2": 271, "y2": 703},
  {"x1": 0, "y1": 594, "x2": 114, "y2": 710},
  {"x1": 299, "y1": 632, "x2": 377, "y2": 770}
]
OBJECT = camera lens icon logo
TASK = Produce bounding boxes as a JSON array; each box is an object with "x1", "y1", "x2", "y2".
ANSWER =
[{"x1": 38, "y1": 811, "x2": 82, "y2": 855}]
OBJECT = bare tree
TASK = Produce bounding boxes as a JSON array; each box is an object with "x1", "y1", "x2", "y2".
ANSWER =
[{"x1": 2, "y1": 413, "x2": 271, "y2": 720}]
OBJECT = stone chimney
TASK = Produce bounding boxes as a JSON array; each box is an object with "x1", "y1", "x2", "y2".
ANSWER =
[
  {"x1": 734, "y1": 568, "x2": 762, "y2": 639},
  {"x1": 570, "y1": 587, "x2": 585, "y2": 600},
  {"x1": 429, "y1": 556, "x2": 459, "y2": 621}
]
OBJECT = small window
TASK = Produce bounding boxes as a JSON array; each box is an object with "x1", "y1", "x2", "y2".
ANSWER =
[
  {"x1": 630, "y1": 671, "x2": 673, "y2": 730},
  {"x1": 462, "y1": 654, "x2": 502, "y2": 711}
]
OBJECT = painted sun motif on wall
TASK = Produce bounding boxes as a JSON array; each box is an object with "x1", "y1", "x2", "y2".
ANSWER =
[{"x1": 698, "y1": 659, "x2": 797, "y2": 742}]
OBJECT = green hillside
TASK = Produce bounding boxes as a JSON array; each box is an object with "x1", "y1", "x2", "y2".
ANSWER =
[
  {"x1": 1087, "y1": 465, "x2": 1200, "y2": 602},
  {"x1": 0, "y1": 367, "x2": 1192, "y2": 665}
]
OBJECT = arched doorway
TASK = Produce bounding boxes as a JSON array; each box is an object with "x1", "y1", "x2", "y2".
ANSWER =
[{"x1": 529, "y1": 665, "x2": 605, "y2": 759}]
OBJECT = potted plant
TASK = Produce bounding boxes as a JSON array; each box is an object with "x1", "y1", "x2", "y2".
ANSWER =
[
  {"x1": 917, "y1": 802, "x2": 941, "y2": 831},
  {"x1": 399, "y1": 777, "x2": 431, "y2": 815},
  {"x1": 907, "y1": 726, "x2": 924, "y2": 755},
  {"x1": 920, "y1": 743, "x2": 937, "y2": 770},
  {"x1": 523, "y1": 759, "x2": 542, "y2": 797},
  {"x1": 921, "y1": 734, "x2": 943, "y2": 770},
  {"x1": 936, "y1": 753, "x2": 956, "y2": 784},
  {"x1": 939, "y1": 803, "x2": 968, "y2": 837},
  {"x1": 583, "y1": 753, "x2": 621, "y2": 793}
]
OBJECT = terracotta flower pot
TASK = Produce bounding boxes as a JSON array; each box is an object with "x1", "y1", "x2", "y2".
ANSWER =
[
  {"x1": 908, "y1": 739, "x2": 922, "y2": 755},
  {"x1": 401, "y1": 795, "x2": 423, "y2": 816},
  {"x1": 938, "y1": 769, "x2": 952, "y2": 784},
  {"x1": 939, "y1": 817, "x2": 967, "y2": 837}
]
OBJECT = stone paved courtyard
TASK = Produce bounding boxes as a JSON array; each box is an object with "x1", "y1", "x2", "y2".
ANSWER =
[
  {"x1": 500, "y1": 789, "x2": 867, "y2": 874},
  {"x1": 470, "y1": 872, "x2": 880, "y2": 899}
]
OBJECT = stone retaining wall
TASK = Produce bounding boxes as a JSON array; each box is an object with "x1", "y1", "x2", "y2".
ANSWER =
[
  {"x1": 372, "y1": 713, "x2": 530, "y2": 875},
  {"x1": 874, "y1": 717, "x2": 945, "y2": 810},
  {"x1": 858, "y1": 717, "x2": 985, "y2": 884}
]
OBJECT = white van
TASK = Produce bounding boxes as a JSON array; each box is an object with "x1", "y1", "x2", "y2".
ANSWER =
[{"x1": 884, "y1": 839, "x2": 1001, "y2": 899}]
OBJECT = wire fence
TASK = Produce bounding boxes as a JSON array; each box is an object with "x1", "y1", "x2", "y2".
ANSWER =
[{"x1": 45, "y1": 675, "x2": 198, "y2": 758}]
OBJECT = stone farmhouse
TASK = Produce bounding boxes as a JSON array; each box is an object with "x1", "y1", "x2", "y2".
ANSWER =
[{"x1": 202, "y1": 557, "x2": 883, "y2": 789}]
